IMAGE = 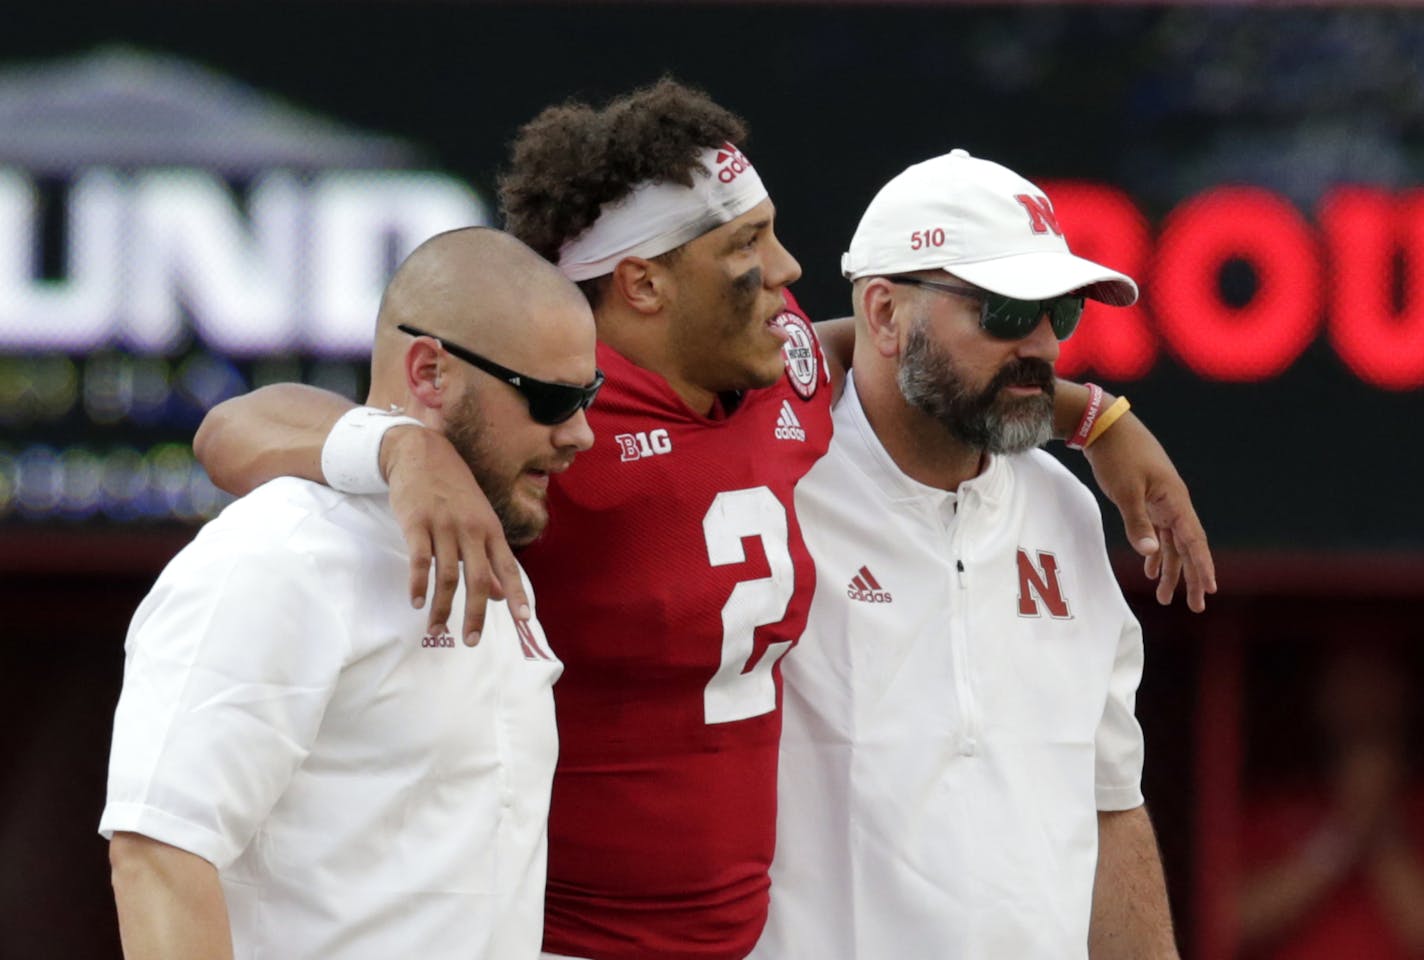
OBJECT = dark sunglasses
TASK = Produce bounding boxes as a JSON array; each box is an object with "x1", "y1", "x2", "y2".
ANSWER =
[
  {"x1": 397, "y1": 323, "x2": 604, "y2": 425},
  {"x1": 886, "y1": 276, "x2": 1084, "y2": 341}
]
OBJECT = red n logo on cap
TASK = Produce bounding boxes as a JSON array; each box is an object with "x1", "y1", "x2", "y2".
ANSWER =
[
  {"x1": 1017, "y1": 548, "x2": 1072, "y2": 619},
  {"x1": 1015, "y1": 194, "x2": 1064, "y2": 237}
]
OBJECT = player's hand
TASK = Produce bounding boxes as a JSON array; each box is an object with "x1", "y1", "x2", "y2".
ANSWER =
[
  {"x1": 1082, "y1": 411, "x2": 1216, "y2": 612},
  {"x1": 381, "y1": 425, "x2": 531, "y2": 645}
]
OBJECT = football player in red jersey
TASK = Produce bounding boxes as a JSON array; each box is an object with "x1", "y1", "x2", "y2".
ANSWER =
[
  {"x1": 495, "y1": 85, "x2": 831, "y2": 960},
  {"x1": 194, "y1": 80, "x2": 1214, "y2": 960}
]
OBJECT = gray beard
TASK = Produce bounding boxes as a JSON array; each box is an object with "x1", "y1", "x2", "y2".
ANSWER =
[{"x1": 896, "y1": 319, "x2": 1054, "y2": 455}]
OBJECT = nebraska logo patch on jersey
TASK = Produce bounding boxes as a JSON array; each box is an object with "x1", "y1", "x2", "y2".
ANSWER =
[
  {"x1": 1016, "y1": 548, "x2": 1072, "y2": 619},
  {"x1": 714, "y1": 141, "x2": 753, "y2": 183},
  {"x1": 847, "y1": 565, "x2": 893, "y2": 603},
  {"x1": 774, "y1": 400, "x2": 806, "y2": 442},
  {"x1": 774, "y1": 311, "x2": 819, "y2": 400}
]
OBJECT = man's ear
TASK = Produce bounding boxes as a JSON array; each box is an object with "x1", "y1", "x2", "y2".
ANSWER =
[
  {"x1": 405, "y1": 338, "x2": 447, "y2": 409},
  {"x1": 860, "y1": 278, "x2": 905, "y2": 359},
  {"x1": 609, "y1": 256, "x2": 674, "y2": 316}
]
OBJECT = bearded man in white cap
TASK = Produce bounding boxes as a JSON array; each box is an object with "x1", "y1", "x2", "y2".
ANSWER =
[{"x1": 754, "y1": 150, "x2": 1180, "y2": 960}]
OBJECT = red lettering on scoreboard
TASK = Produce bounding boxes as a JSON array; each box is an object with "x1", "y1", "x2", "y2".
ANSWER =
[
  {"x1": 1320, "y1": 188, "x2": 1424, "y2": 390},
  {"x1": 1038, "y1": 181, "x2": 1424, "y2": 391},
  {"x1": 1154, "y1": 187, "x2": 1321, "y2": 381},
  {"x1": 1040, "y1": 182, "x2": 1156, "y2": 380}
]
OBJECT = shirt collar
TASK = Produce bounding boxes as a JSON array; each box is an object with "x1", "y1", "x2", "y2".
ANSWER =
[{"x1": 835, "y1": 371, "x2": 1010, "y2": 511}]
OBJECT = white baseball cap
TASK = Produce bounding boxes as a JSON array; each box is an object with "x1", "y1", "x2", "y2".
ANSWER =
[{"x1": 841, "y1": 149, "x2": 1138, "y2": 306}]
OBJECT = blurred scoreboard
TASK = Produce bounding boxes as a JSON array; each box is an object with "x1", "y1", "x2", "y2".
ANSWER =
[
  {"x1": 0, "y1": 50, "x2": 490, "y2": 524},
  {"x1": 2, "y1": 8, "x2": 1422, "y2": 551}
]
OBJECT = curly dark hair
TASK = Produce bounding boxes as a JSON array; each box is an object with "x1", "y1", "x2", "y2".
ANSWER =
[{"x1": 498, "y1": 78, "x2": 749, "y2": 275}]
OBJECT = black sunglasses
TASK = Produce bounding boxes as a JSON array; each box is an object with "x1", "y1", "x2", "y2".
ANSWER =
[
  {"x1": 886, "y1": 276, "x2": 1084, "y2": 341},
  {"x1": 397, "y1": 323, "x2": 604, "y2": 425}
]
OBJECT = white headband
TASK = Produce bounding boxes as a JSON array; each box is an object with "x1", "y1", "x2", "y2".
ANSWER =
[{"x1": 557, "y1": 142, "x2": 769, "y2": 282}]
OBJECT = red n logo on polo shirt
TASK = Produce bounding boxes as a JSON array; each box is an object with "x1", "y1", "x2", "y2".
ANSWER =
[
  {"x1": 1017, "y1": 549, "x2": 1072, "y2": 619},
  {"x1": 515, "y1": 619, "x2": 555, "y2": 661},
  {"x1": 1014, "y1": 194, "x2": 1063, "y2": 236}
]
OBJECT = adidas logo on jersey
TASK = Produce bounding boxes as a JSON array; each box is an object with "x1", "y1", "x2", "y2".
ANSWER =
[
  {"x1": 847, "y1": 565, "x2": 893, "y2": 603},
  {"x1": 774, "y1": 400, "x2": 806, "y2": 442}
]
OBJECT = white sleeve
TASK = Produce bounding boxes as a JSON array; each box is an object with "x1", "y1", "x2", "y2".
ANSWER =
[
  {"x1": 99, "y1": 536, "x2": 350, "y2": 868},
  {"x1": 1094, "y1": 613, "x2": 1146, "y2": 811}
]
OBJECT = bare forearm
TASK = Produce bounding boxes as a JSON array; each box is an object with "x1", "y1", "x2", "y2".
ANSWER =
[
  {"x1": 1076, "y1": 393, "x2": 1216, "y2": 610},
  {"x1": 1369, "y1": 836, "x2": 1424, "y2": 950},
  {"x1": 194, "y1": 384, "x2": 356, "y2": 495},
  {"x1": 814, "y1": 316, "x2": 853, "y2": 397},
  {"x1": 1238, "y1": 864, "x2": 1338, "y2": 945},
  {"x1": 110, "y1": 832, "x2": 234, "y2": 960},
  {"x1": 1090, "y1": 806, "x2": 1179, "y2": 960},
  {"x1": 1237, "y1": 824, "x2": 1355, "y2": 947}
]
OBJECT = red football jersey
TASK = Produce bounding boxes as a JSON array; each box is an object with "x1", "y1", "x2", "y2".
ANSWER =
[{"x1": 521, "y1": 295, "x2": 832, "y2": 960}]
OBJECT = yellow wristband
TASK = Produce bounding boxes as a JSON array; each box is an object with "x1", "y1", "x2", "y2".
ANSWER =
[{"x1": 1084, "y1": 396, "x2": 1131, "y2": 448}]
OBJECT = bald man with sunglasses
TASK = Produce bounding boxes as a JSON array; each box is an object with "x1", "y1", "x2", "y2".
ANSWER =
[
  {"x1": 753, "y1": 151, "x2": 1180, "y2": 959},
  {"x1": 102, "y1": 228, "x2": 596, "y2": 960}
]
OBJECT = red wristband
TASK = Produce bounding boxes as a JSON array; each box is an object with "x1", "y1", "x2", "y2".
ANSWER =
[{"x1": 1067, "y1": 383, "x2": 1105, "y2": 450}]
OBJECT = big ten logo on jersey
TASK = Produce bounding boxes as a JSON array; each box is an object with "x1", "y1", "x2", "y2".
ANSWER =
[
  {"x1": 616, "y1": 428, "x2": 672, "y2": 462},
  {"x1": 773, "y1": 312, "x2": 819, "y2": 400},
  {"x1": 714, "y1": 142, "x2": 753, "y2": 183},
  {"x1": 1016, "y1": 548, "x2": 1072, "y2": 620}
]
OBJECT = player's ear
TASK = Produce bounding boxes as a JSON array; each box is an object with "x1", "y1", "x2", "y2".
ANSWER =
[
  {"x1": 860, "y1": 278, "x2": 903, "y2": 359},
  {"x1": 610, "y1": 256, "x2": 672, "y2": 316},
  {"x1": 405, "y1": 337, "x2": 448, "y2": 409}
]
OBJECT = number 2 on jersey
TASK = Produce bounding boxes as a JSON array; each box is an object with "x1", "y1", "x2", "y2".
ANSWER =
[{"x1": 701, "y1": 487, "x2": 796, "y2": 725}]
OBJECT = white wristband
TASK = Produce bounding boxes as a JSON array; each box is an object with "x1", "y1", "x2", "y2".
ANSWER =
[{"x1": 321, "y1": 406, "x2": 425, "y2": 494}]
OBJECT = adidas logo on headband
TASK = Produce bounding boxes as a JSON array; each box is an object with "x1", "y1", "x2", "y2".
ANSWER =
[
  {"x1": 714, "y1": 142, "x2": 753, "y2": 184},
  {"x1": 558, "y1": 142, "x2": 770, "y2": 282}
]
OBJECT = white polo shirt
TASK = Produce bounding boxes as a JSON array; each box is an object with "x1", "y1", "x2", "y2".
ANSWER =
[
  {"x1": 754, "y1": 375, "x2": 1145, "y2": 960},
  {"x1": 100, "y1": 477, "x2": 563, "y2": 960}
]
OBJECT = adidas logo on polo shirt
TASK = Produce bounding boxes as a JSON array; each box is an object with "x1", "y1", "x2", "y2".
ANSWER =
[
  {"x1": 847, "y1": 566, "x2": 892, "y2": 603},
  {"x1": 774, "y1": 400, "x2": 806, "y2": 442}
]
